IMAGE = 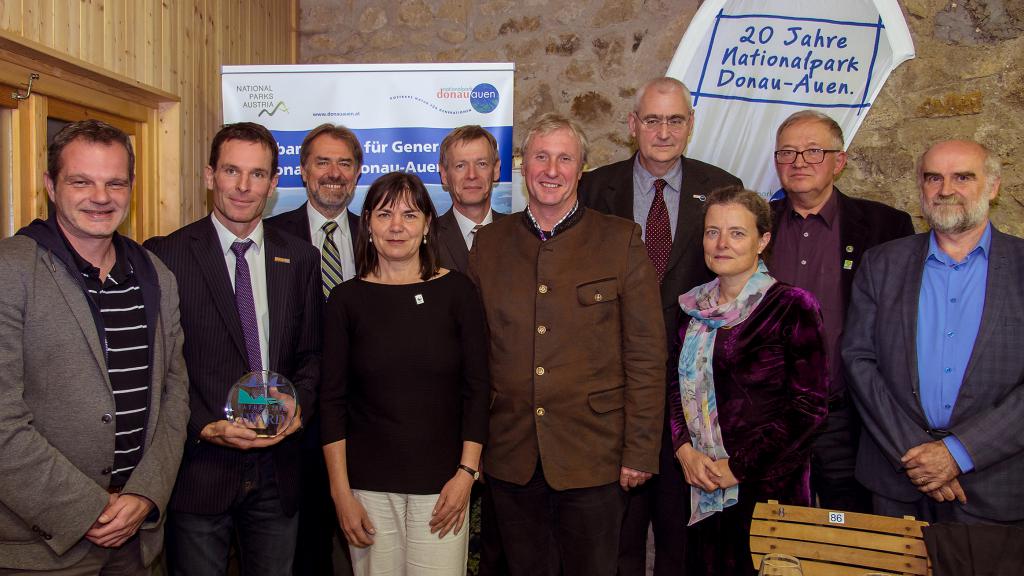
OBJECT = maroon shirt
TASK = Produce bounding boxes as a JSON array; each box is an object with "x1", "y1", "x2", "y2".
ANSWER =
[{"x1": 768, "y1": 191, "x2": 845, "y2": 401}]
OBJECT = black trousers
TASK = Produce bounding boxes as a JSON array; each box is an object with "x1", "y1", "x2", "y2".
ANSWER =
[
  {"x1": 810, "y1": 403, "x2": 872, "y2": 513},
  {"x1": 293, "y1": 415, "x2": 352, "y2": 576},
  {"x1": 617, "y1": 417, "x2": 690, "y2": 576},
  {"x1": 488, "y1": 461, "x2": 626, "y2": 576}
]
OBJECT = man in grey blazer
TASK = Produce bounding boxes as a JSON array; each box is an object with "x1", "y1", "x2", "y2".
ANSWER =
[
  {"x1": 436, "y1": 125, "x2": 506, "y2": 273},
  {"x1": 0, "y1": 120, "x2": 190, "y2": 572},
  {"x1": 843, "y1": 139, "x2": 1024, "y2": 524}
]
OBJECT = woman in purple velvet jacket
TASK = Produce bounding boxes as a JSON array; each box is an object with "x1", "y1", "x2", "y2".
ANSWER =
[{"x1": 670, "y1": 187, "x2": 829, "y2": 575}]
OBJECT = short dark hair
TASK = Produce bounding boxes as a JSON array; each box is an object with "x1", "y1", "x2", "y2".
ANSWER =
[
  {"x1": 208, "y1": 122, "x2": 279, "y2": 174},
  {"x1": 48, "y1": 120, "x2": 135, "y2": 184},
  {"x1": 355, "y1": 172, "x2": 440, "y2": 281},
  {"x1": 299, "y1": 123, "x2": 363, "y2": 170},
  {"x1": 704, "y1": 186, "x2": 773, "y2": 260},
  {"x1": 439, "y1": 125, "x2": 498, "y2": 169}
]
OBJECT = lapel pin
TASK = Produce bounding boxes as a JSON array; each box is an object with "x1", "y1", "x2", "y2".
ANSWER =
[
  {"x1": 415, "y1": 294, "x2": 425, "y2": 305},
  {"x1": 845, "y1": 245, "x2": 854, "y2": 253},
  {"x1": 273, "y1": 256, "x2": 291, "y2": 263},
  {"x1": 843, "y1": 259, "x2": 853, "y2": 270},
  {"x1": 693, "y1": 194, "x2": 707, "y2": 202}
]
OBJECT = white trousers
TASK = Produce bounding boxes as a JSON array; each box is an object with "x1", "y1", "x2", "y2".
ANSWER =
[{"x1": 350, "y1": 490, "x2": 469, "y2": 576}]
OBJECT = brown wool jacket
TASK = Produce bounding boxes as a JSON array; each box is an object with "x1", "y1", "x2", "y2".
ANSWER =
[{"x1": 469, "y1": 207, "x2": 666, "y2": 490}]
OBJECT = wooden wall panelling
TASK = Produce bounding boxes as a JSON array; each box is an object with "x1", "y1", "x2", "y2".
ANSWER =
[{"x1": 0, "y1": 0, "x2": 297, "y2": 235}]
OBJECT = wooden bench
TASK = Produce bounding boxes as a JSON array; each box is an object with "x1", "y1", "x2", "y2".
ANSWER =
[{"x1": 750, "y1": 500, "x2": 931, "y2": 575}]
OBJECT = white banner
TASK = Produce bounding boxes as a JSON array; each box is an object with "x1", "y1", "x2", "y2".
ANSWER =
[
  {"x1": 221, "y1": 63, "x2": 515, "y2": 216},
  {"x1": 667, "y1": 0, "x2": 914, "y2": 197}
]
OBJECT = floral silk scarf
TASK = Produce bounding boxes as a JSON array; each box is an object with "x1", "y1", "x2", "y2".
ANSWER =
[{"x1": 678, "y1": 260, "x2": 775, "y2": 525}]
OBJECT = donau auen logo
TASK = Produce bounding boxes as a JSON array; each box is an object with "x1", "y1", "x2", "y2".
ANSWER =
[
  {"x1": 392, "y1": 82, "x2": 501, "y2": 115},
  {"x1": 235, "y1": 84, "x2": 289, "y2": 116}
]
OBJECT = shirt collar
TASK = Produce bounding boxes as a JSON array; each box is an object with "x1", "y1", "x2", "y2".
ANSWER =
[
  {"x1": 211, "y1": 213, "x2": 264, "y2": 256},
  {"x1": 452, "y1": 207, "x2": 494, "y2": 240},
  {"x1": 633, "y1": 154, "x2": 683, "y2": 197},
  {"x1": 786, "y1": 188, "x2": 839, "y2": 229},
  {"x1": 58, "y1": 228, "x2": 131, "y2": 282},
  {"x1": 523, "y1": 201, "x2": 582, "y2": 240},
  {"x1": 926, "y1": 222, "x2": 992, "y2": 265},
  {"x1": 306, "y1": 202, "x2": 351, "y2": 236}
]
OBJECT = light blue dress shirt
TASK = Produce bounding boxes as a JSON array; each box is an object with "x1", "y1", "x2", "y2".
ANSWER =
[
  {"x1": 632, "y1": 157, "x2": 683, "y2": 240},
  {"x1": 916, "y1": 223, "x2": 992, "y2": 473}
]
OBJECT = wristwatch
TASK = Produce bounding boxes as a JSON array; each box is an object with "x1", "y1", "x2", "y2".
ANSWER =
[{"x1": 458, "y1": 464, "x2": 480, "y2": 480}]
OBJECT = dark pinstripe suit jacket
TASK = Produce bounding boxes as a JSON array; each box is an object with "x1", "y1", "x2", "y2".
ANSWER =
[
  {"x1": 843, "y1": 227, "x2": 1024, "y2": 521},
  {"x1": 435, "y1": 208, "x2": 506, "y2": 274},
  {"x1": 145, "y1": 216, "x2": 321, "y2": 516}
]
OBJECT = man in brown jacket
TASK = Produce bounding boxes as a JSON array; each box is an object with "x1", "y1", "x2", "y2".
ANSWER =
[{"x1": 468, "y1": 113, "x2": 666, "y2": 576}]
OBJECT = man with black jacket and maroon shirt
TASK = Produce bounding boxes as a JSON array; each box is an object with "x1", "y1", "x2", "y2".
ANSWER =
[{"x1": 768, "y1": 110, "x2": 915, "y2": 515}]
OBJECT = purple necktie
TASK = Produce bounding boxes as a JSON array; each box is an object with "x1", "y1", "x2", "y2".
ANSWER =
[
  {"x1": 646, "y1": 178, "x2": 672, "y2": 284},
  {"x1": 231, "y1": 240, "x2": 263, "y2": 372}
]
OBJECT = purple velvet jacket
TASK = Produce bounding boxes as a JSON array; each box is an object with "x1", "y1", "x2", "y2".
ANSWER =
[{"x1": 670, "y1": 282, "x2": 830, "y2": 503}]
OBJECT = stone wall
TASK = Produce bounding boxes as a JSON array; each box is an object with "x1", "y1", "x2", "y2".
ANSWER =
[{"x1": 299, "y1": 0, "x2": 1023, "y2": 234}]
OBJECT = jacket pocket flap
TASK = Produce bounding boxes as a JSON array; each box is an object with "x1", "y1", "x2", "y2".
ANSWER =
[
  {"x1": 577, "y1": 278, "x2": 618, "y2": 306},
  {"x1": 588, "y1": 385, "x2": 625, "y2": 413}
]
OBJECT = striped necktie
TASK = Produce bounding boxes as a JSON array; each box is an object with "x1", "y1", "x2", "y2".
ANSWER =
[
  {"x1": 321, "y1": 220, "x2": 343, "y2": 299},
  {"x1": 469, "y1": 223, "x2": 483, "y2": 249},
  {"x1": 230, "y1": 240, "x2": 262, "y2": 372}
]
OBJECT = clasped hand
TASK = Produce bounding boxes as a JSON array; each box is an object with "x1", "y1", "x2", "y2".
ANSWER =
[
  {"x1": 85, "y1": 493, "x2": 153, "y2": 548},
  {"x1": 675, "y1": 443, "x2": 738, "y2": 492},
  {"x1": 901, "y1": 440, "x2": 966, "y2": 504}
]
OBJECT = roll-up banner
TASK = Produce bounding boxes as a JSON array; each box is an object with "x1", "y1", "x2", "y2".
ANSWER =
[
  {"x1": 222, "y1": 63, "x2": 516, "y2": 216},
  {"x1": 667, "y1": 0, "x2": 914, "y2": 197}
]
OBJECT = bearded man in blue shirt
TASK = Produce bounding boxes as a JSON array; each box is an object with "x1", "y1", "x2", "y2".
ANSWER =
[{"x1": 843, "y1": 139, "x2": 1024, "y2": 525}]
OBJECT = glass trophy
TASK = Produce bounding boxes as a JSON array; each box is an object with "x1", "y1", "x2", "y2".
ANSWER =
[{"x1": 224, "y1": 370, "x2": 298, "y2": 438}]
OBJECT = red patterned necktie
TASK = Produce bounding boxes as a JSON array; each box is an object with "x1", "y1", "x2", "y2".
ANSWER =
[{"x1": 646, "y1": 178, "x2": 672, "y2": 284}]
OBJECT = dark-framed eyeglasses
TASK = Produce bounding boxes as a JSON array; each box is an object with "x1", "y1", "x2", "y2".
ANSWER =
[{"x1": 774, "y1": 148, "x2": 841, "y2": 165}]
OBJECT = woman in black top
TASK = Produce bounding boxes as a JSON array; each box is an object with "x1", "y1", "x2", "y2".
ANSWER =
[{"x1": 320, "y1": 172, "x2": 489, "y2": 575}]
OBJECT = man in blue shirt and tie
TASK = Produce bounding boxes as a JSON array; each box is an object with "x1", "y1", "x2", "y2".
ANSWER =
[{"x1": 843, "y1": 139, "x2": 1024, "y2": 524}]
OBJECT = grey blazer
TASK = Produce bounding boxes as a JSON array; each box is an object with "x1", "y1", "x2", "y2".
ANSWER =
[
  {"x1": 435, "y1": 208, "x2": 506, "y2": 274},
  {"x1": 0, "y1": 235, "x2": 190, "y2": 569},
  {"x1": 842, "y1": 227, "x2": 1024, "y2": 521}
]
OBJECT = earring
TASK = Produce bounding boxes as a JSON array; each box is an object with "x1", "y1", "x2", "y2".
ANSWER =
[
  {"x1": 369, "y1": 237, "x2": 373, "y2": 244},
  {"x1": 422, "y1": 234, "x2": 427, "y2": 245}
]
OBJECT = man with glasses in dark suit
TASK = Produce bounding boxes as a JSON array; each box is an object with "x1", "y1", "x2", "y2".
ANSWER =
[{"x1": 768, "y1": 110, "x2": 914, "y2": 515}]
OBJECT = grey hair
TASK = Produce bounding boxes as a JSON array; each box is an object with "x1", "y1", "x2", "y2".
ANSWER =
[
  {"x1": 633, "y1": 77, "x2": 693, "y2": 114},
  {"x1": 775, "y1": 110, "x2": 844, "y2": 150}
]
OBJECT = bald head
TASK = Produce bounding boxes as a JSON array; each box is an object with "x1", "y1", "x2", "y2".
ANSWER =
[{"x1": 917, "y1": 139, "x2": 1001, "y2": 235}]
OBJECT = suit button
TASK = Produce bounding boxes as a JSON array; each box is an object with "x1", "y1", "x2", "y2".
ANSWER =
[
  {"x1": 594, "y1": 292, "x2": 603, "y2": 302},
  {"x1": 101, "y1": 467, "x2": 112, "y2": 475},
  {"x1": 537, "y1": 325, "x2": 547, "y2": 334},
  {"x1": 535, "y1": 366, "x2": 545, "y2": 376},
  {"x1": 31, "y1": 525, "x2": 40, "y2": 533},
  {"x1": 101, "y1": 413, "x2": 113, "y2": 423},
  {"x1": 535, "y1": 407, "x2": 545, "y2": 417},
  {"x1": 43, "y1": 533, "x2": 52, "y2": 540},
  {"x1": 538, "y1": 284, "x2": 548, "y2": 294}
]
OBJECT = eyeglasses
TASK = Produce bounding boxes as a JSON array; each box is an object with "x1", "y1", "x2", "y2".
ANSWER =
[
  {"x1": 635, "y1": 113, "x2": 689, "y2": 133},
  {"x1": 774, "y1": 148, "x2": 841, "y2": 165}
]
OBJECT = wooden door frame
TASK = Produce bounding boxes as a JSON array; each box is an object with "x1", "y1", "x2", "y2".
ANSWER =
[{"x1": 0, "y1": 30, "x2": 180, "y2": 239}]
